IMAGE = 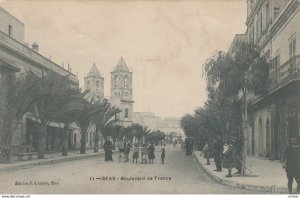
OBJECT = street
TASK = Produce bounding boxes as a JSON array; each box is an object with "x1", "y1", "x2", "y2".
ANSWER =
[{"x1": 0, "y1": 146, "x2": 263, "y2": 194}]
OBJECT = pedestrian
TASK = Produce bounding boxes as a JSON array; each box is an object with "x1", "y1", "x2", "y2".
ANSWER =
[
  {"x1": 148, "y1": 142, "x2": 155, "y2": 163},
  {"x1": 132, "y1": 143, "x2": 139, "y2": 163},
  {"x1": 213, "y1": 136, "x2": 223, "y2": 172},
  {"x1": 222, "y1": 141, "x2": 235, "y2": 177},
  {"x1": 124, "y1": 141, "x2": 132, "y2": 162},
  {"x1": 181, "y1": 141, "x2": 185, "y2": 152},
  {"x1": 103, "y1": 137, "x2": 114, "y2": 161},
  {"x1": 161, "y1": 148, "x2": 166, "y2": 164},
  {"x1": 282, "y1": 138, "x2": 300, "y2": 194},
  {"x1": 141, "y1": 144, "x2": 148, "y2": 164},
  {"x1": 173, "y1": 140, "x2": 177, "y2": 148},
  {"x1": 203, "y1": 141, "x2": 210, "y2": 165},
  {"x1": 233, "y1": 138, "x2": 243, "y2": 175},
  {"x1": 117, "y1": 138, "x2": 126, "y2": 161}
]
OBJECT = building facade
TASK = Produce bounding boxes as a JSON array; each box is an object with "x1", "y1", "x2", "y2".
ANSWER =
[
  {"x1": 133, "y1": 112, "x2": 161, "y2": 131},
  {"x1": 0, "y1": 7, "x2": 82, "y2": 153},
  {"x1": 244, "y1": 0, "x2": 300, "y2": 160},
  {"x1": 158, "y1": 117, "x2": 185, "y2": 139}
]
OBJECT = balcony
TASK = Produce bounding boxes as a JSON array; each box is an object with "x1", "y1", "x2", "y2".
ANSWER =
[
  {"x1": 250, "y1": 55, "x2": 300, "y2": 107},
  {"x1": 269, "y1": 55, "x2": 300, "y2": 91}
]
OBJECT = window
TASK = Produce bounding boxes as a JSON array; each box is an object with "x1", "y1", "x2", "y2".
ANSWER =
[
  {"x1": 114, "y1": 75, "x2": 118, "y2": 88},
  {"x1": 87, "y1": 80, "x2": 90, "y2": 90},
  {"x1": 272, "y1": 54, "x2": 280, "y2": 70},
  {"x1": 125, "y1": 109, "x2": 129, "y2": 118},
  {"x1": 8, "y1": 25, "x2": 12, "y2": 37},
  {"x1": 289, "y1": 38, "x2": 296, "y2": 58},
  {"x1": 96, "y1": 80, "x2": 100, "y2": 91},
  {"x1": 266, "y1": 3, "x2": 270, "y2": 26},
  {"x1": 124, "y1": 75, "x2": 128, "y2": 88}
]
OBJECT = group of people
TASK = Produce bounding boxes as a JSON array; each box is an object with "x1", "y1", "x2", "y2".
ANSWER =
[
  {"x1": 103, "y1": 138, "x2": 166, "y2": 164},
  {"x1": 202, "y1": 136, "x2": 243, "y2": 178},
  {"x1": 202, "y1": 136, "x2": 300, "y2": 194}
]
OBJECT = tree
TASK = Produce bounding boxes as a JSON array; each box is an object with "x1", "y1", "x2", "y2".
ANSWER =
[
  {"x1": 54, "y1": 87, "x2": 84, "y2": 156},
  {"x1": 147, "y1": 130, "x2": 165, "y2": 145},
  {"x1": 180, "y1": 114, "x2": 199, "y2": 138},
  {"x1": 129, "y1": 123, "x2": 150, "y2": 143},
  {"x1": 31, "y1": 71, "x2": 77, "y2": 159},
  {"x1": 204, "y1": 41, "x2": 269, "y2": 175},
  {"x1": 92, "y1": 98, "x2": 121, "y2": 152},
  {"x1": 0, "y1": 70, "x2": 37, "y2": 162},
  {"x1": 74, "y1": 97, "x2": 103, "y2": 154}
]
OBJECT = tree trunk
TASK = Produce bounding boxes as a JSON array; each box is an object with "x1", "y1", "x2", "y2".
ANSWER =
[
  {"x1": 241, "y1": 88, "x2": 247, "y2": 176},
  {"x1": 62, "y1": 124, "x2": 69, "y2": 156},
  {"x1": 94, "y1": 128, "x2": 99, "y2": 153},
  {"x1": 37, "y1": 124, "x2": 47, "y2": 159},
  {"x1": 80, "y1": 131, "x2": 86, "y2": 154}
]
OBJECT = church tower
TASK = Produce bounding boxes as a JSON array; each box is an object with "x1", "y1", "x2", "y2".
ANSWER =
[
  {"x1": 110, "y1": 57, "x2": 134, "y2": 127},
  {"x1": 84, "y1": 62, "x2": 104, "y2": 103}
]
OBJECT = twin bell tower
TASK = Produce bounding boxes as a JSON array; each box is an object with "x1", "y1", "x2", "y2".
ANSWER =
[{"x1": 84, "y1": 57, "x2": 134, "y2": 127}]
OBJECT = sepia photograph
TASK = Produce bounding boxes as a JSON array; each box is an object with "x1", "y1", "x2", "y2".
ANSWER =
[{"x1": 0, "y1": 0, "x2": 299, "y2": 196}]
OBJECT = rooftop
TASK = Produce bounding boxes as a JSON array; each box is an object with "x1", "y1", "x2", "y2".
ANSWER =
[
  {"x1": 112, "y1": 56, "x2": 130, "y2": 72},
  {"x1": 86, "y1": 62, "x2": 103, "y2": 78}
]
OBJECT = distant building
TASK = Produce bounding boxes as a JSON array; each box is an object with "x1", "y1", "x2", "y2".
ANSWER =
[
  {"x1": 158, "y1": 117, "x2": 185, "y2": 138},
  {"x1": 133, "y1": 112, "x2": 161, "y2": 131}
]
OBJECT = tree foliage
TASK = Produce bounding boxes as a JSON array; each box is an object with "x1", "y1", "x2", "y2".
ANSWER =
[
  {"x1": 0, "y1": 70, "x2": 38, "y2": 162},
  {"x1": 181, "y1": 41, "x2": 269, "y2": 143},
  {"x1": 147, "y1": 130, "x2": 165, "y2": 144}
]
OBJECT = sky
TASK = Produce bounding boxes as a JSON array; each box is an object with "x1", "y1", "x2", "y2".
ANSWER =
[{"x1": 0, "y1": 0, "x2": 247, "y2": 119}]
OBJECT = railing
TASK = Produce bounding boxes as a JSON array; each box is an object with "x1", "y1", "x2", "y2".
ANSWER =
[
  {"x1": 269, "y1": 55, "x2": 300, "y2": 91},
  {"x1": 249, "y1": 55, "x2": 300, "y2": 105},
  {"x1": 0, "y1": 31, "x2": 78, "y2": 83}
]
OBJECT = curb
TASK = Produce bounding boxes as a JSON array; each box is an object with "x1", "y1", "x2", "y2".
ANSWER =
[
  {"x1": 192, "y1": 152, "x2": 287, "y2": 194},
  {"x1": 0, "y1": 152, "x2": 104, "y2": 173}
]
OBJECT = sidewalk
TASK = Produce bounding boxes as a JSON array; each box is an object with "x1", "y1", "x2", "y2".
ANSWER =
[
  {"x1": 0, "y1": 149, "x2": 104, "y2": 172},
  {"x1": 193, "y1": 151, "x2": 288, "y2": 193}
]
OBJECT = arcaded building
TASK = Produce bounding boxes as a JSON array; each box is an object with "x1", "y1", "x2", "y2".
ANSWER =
[{"x1": 244, "y1": 0, "x2": 300, "y2": 160}]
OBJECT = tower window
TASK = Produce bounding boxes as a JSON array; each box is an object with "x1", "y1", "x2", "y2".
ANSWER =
[
  {"x1": 8, "y1": 25, "x2": 12, "y2": 37},
  {"x1": 87, "y1": 80, "x2": 90, "y2": 90},
  {"x1": 124, "y1": 75, "x2": 128, "y2": 88},
  {"x1": 114, "y1": 75, "x2": 118, "y2": 88},
  {"x1": 125, "y1": 109, "x2": 129, "y2": 118}
]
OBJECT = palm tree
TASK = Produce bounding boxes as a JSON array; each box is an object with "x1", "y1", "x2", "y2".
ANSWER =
[
  {"x1": 54, "y1": 87, "x2": 84, "y2": 156},
  {"x1": 31, "y1": 71, "x2": 76, "y2": 159},
  {"x1": 92, "y1": 98, "x2": 121, "y2": 152}
]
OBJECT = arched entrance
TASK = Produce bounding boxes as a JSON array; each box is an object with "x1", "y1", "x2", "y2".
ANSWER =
[
  {"x1": 258, "y1": 117, "x2": 263, "y2": 156},
  {"x1": 265, "y1": 118, "x2": 271, "y2": 158}
]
